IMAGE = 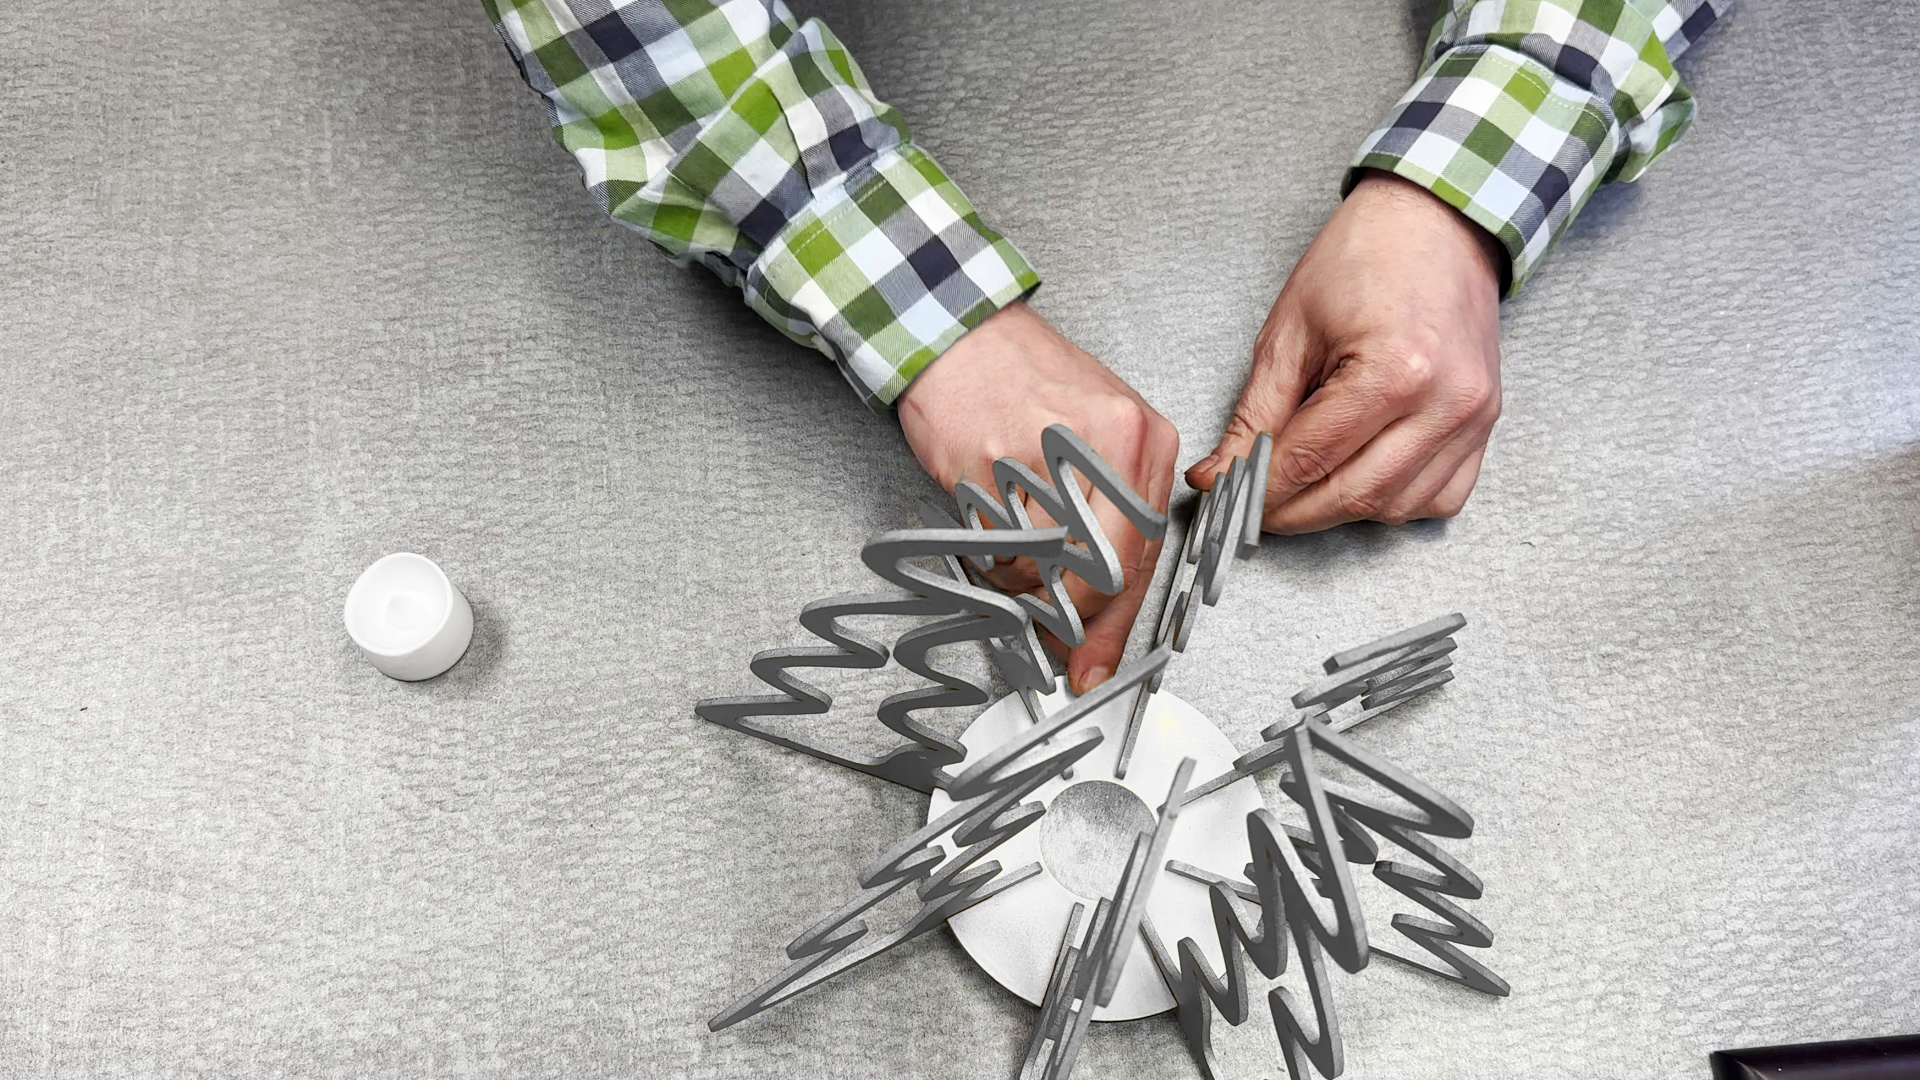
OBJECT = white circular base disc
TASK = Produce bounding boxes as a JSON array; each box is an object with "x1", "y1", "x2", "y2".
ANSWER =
[{"x1": 925, "y1": 680, "x2": 1263, "y2": 1021}]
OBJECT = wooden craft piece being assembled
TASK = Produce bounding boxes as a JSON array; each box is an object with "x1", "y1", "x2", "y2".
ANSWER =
[{"x1": 695, "y1": 425, "x2": 1504, "y2": 1080}]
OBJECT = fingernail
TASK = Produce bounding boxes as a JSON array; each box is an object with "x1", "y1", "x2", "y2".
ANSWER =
[
  {"x1": 1082, "y1": 666, "x2": 1111, "y2": 692},
  {"x1": 1192, "y1": 453, "x2": 1219, "y2": 474}
]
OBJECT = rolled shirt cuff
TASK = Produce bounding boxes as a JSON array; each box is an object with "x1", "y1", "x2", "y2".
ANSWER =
[
  {"x1": 746, "y1": 143, "x2": 1041, "y2": 410},
  {"x1": 1346, "y1": 43, "x2": 1636, "y2": 295}
]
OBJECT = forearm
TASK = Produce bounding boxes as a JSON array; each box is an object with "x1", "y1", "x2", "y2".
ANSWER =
[{"x1": 484, "y1": 0, "x2": 1038, "y2": 407}]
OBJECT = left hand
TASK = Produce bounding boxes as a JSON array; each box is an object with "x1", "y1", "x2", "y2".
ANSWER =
[
  {"x1": 898, "y1": 301, "x2": 1180, "y2": 693},
  {"x1": 1188, "y1": 170, "x2": 1504, "y2": 531}
]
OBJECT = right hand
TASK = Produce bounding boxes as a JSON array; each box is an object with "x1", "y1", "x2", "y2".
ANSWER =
[
  {"x1": 897, "y1": 302, "x2": 1180, "y2": 695},
  {"x1": 1187, "y1": 171, "x2": 1504, "y2": 532}
]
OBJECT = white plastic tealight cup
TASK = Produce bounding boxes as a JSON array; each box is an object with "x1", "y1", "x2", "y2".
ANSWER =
[{"x1": 343, "y1": 553, "x2": 474, "y2": 681}]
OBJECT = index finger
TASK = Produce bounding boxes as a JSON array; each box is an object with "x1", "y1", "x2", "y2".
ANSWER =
[
  {"x1": 1066, "y1": 441, "x2": 1177, "y2": 692},
  {"x1": 1263, "y1": 354, "x2": 1424, "y2": 512},
  {"x1": 1033, "y1": 462, "x2": 1142, "y2": 654}
]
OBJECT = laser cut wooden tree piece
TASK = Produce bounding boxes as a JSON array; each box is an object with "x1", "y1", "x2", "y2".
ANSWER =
[
  {"x1": 695, "y1": 425, "x2": 1170, "y2": 793},
  {"x1": 695, "y1": 424, "x2": 1505, "y2": 1080},
  {"x1": 1021, "y1": 757, "x2": 1196, "y2": 1080}
]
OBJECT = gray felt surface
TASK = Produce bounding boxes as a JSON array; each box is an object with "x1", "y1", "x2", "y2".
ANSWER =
[{"x1": 3, "y1": 0, "x2": 1917, "y2": 1077}]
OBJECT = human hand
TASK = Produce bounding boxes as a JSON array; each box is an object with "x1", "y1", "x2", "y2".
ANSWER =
[
  {"x1": 1188, "y1": 170, "x2": 1504, "y2": 532},
  {"x1": 898, "y1": 301, "x2": 1179, "y2": 694}
]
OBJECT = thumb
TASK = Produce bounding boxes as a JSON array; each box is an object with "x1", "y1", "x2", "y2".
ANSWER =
[
  {"x1": 1182, "y1": 365, "x2": 1305, "y2": 495},
  {"x1": 1067, "y1": 535, "x2": 1159, "y2": 694},
  {"x1": 1184, "y1": 411, "x2": 1263, "y2": 493},
  {"x1": 1185, "y1": 312, "x2": 1312, "y2": 492}
]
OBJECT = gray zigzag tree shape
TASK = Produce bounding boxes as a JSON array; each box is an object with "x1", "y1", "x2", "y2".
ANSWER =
[
  {"x1": 1144, "y1": 715, "x2": 1498, "y2": 1080},
  {"x1": 1142, "y1": 721, "x2": 1373, "y2": 1080},
  {"x1": 694, "y1": 524, "x2": 1068, "y2": 793},
  {"x1": 696, "y1": 425, "x2": 1167, "y2": 795},
  {"x1": 953, "y1": 423, "x2": 1169, "y2": 650},
  {"x1": 1283, "y1": 756, "x2": 1510, "y2": 998}
]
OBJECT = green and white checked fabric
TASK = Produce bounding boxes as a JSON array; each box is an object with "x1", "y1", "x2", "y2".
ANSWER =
[
  {"x1": 484, "y1": 0, "x2": 1038, "y2": 409},
  {"x1": 1351, "y1": 0, "x2": 1726, "y2": 293}
]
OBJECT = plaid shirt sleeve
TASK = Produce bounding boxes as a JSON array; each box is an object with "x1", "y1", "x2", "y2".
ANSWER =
[
  {"x1": 483, "y1": 0, "x2": 1040, "y2": 409},
  {"x1": 1348, "y1": 0, "x2": 1728, "y2": 293}
]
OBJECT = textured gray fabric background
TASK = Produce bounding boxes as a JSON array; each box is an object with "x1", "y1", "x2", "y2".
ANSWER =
[{"x1": 3, "y1": 1, "x2": 1917, "y2": 1077}]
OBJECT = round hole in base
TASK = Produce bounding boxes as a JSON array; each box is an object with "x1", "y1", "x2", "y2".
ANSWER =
[
  {"x1": 1037, "y1": 780, "x2": 1157, "y2": 899},
  {"x1": 926, "y1": 682, "x2": 1265, "y2": 1020}
]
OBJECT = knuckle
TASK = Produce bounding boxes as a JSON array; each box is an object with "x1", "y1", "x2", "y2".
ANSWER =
[
  {"x1": 1250, "y1": 313, "x2": 1293, "y2": 368},
  {"x1": 1432, "y1": 488, "x2": 1471, "y2": 518},
  {"x1": 1372, "y1": 348, "x2": 1438, "y2": 405},
  {"x1": 1277, "y1": 439, "x2": 1337, "y2": 486},
  {"x1": 1086, "y1": 397, "x2": 1180, "y2": 489},
  {"x1": 1450, "y1": 374, "x2": 1500, "y2": 423},
  {"x1": 1079, "y1": 397, "x2": 1146, "y2": 456},
  {"x1": 1332, "y1": 483, "x2": 1387, "y2": 522},
  {"x1": 1224, "y1": 402, "x2": 1265, "y2": 442},
  {"x1": 1481, "y1": 384, "x2": 1504, "y2": 422},
  {"x1": 1108, "y1": 399, "x2": 1152, "y2": 447},
  {"x1": 1146, "y1": 410, "x2": 1180, "y2": 459}
]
